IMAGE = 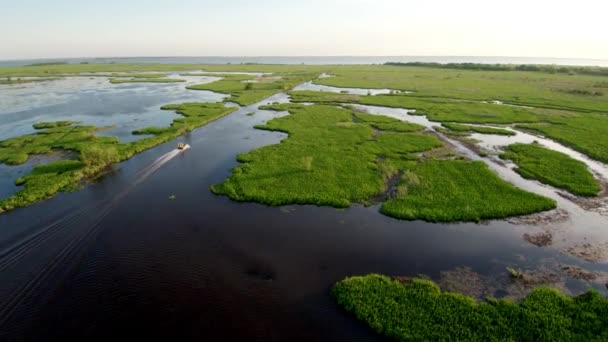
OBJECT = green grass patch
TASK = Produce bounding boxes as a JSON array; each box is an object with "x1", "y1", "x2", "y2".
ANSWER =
[
  {"x1": 289, "y1": 89, "x2": 608, "y2": 164},
  {"x1": 289, "y1": 90, "x2": 550, "y2": 124},
  {"x1": 0, "y1": 63, "x2": 329, "y2": 79},
  {"x1": 441, "y1": 122, "x2": 515, "y2": 136},
  {"x1": 516, "y1": 114, "x2": 608, "y2": 164},
  {"x1": 500, "y1": 143, "x2": 600, "y2": 196},
  {"x1": 333, "y1": 274, "x2": 608, "y2": 342},
  {"x1": 380, "y1": 160, "x2": 556, "y2": 222},
  {"x1": 386, "y1": 61, "x2": 608, "y2": 76},
  {"x1": 353, "y1": 111, "x2": 425, "y2": 132},
  {"x1": 315, "y1": 65, "x2": 608, "y2": 113},
  {"x1": 32, "y1": 121, "x2": 76, "y2": 129},
  {"x1": 213, "y1": 104, "x2": 554, "y2": 222},
  {"x1": 0, "y1": 77, "x2": 62, "y2": 85},
  {"x1": 188, "y1": 72, "x2": 320, "y2": 106},
  {"x1": 211, "y1": 104, "x2": 440, "y2": 208}
]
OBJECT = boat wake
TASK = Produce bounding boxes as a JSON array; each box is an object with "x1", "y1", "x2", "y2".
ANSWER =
[
  {"x1": 134, "y1": 148, "x2": 183, "y2": 185},
  {"x1": 0, "y1": 147, "x2": 187, "y2": 331}
]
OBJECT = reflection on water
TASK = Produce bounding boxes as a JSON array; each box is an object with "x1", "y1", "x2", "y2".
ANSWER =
[
  {"x1": 0, "y1": 73, "x2": 226, "y2": 141},
  {"x1": 294, "y1": 81, "x2": 397, "y2": 95}
]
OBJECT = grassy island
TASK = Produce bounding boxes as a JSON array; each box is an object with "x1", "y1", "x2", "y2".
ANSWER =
[
  {"x1": 333, "y1": 274, "x2": 608, "y2": 342},
  {"x1": 440, "y1": 122, "x2": 515, "y2": 136},
  {"x1": 212, "y1": 103, "x2": 555, "y2": 221},
  {"x1": 501, "y1": 143, "x2": 601, "y2": 196},
  {"x1": 187, "y1": 72, "x2": 320, "y2": 105}
]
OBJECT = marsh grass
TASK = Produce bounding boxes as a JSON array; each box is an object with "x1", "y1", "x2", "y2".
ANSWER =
[
  {"x1": 507, "y1": 267, "x2": 525, "y2": 279},
  {"x1": 289, "y1": 90, "x2": 608, "y2": 164},
  {"x1": 289, "y1": 90, "x2": 548, "y2": 124},
  {"x1": 188, "y1": 72, "x2": 320, "y2": 105},
  {"x1": 352, "y1": 111, "x2": 425, "y2": 132},
  {"x1": 32, "y1": 121, "x2": 76, "y2": 129},
  {"x1": 442, "y1": 122, "x2": 515, "y2": 136},
  {"x1": 0, "y1": 102, "x2": 236, "y2": 213},
  {"x1": 500, "y1": 143, "x2": 600, "y2": 196},
  {"x1": 0, "y1": 77, "x2": 62, "y2": 85},
  {"x1": 212, "y1": 104, "x2": 554, "y2": 222},
  {"x1": 380, "y1": 160, "x2": 556, "y2": 222},
  {"x1": 333, "y1": 274, "x2": 608, "y2": 341},
  {"x1": 315, "y1": 65, "x2": 608, "y2": 113},
  {"x1": 211, "y1": 104, "x2": 441, "y2": 208},
  {"x1": 0, "y1": 63, "x2": 330, "y2": 80},
  {"x1": 516, "y1": 115, "x2": 608, "y2": 163}
]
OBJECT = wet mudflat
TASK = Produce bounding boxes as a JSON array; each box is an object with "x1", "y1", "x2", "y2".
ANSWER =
[{"x1": 0, "y1": 77, "x2": 607, "y2": 341}]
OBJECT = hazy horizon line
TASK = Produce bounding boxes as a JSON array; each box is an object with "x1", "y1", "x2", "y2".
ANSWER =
[{"x1": 3, "y1": 55, "x2": 608, "y2": 63}]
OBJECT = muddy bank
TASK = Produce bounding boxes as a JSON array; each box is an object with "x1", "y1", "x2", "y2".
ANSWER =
[
  {"x1": 507, "y1": 208, "x2": 569, "y2": 226},
  {"x1": 560, "y1": 179, "x2": 608, "y2": 216},
  {"x1": 431, "y1": 262, "x2": 607, "y2": 302},
  {"x1": 524, "y1": 231, "x2": 554, "y2": 247},
  {"x1": 564, "y1": 242, "x2": 608, "y2": 263}
]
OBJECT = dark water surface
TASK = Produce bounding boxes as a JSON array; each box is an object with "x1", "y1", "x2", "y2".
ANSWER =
[{"x1": 0, "y1": 81, "x2": 606, "y2": 341}]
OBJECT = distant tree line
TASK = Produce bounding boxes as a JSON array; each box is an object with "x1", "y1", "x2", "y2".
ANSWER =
[
  {"x1": 25, "y1": 61, "x2": 68, "y2": 67},
  {"x1": 385, "y1": 62, "x2": 608, "y2": 76}
]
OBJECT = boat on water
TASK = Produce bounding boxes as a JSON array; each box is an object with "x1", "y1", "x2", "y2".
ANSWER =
[{"x1": 177, "y1": 143, "x2": 190, "y2": 150}]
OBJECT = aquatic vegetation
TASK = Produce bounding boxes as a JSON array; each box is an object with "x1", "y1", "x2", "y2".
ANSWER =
[
  {"x1": 32, "y1": 121, "x2": 76, "y2": 129},
  {"x1": 315, "y1": 65, "x2": 608, "y2": 112},
  {"x1": 501, "y1": 143, "x2": 600, "y2": 196},
  {"x1": 507, "y1": 267, "x2": 525, "y2": 279},
  {"x1": 333, "y1": 274, "x2": 608, "y2": 341},
  {"x1": 380, "y1": 160, "x2": 556, "y2": 222},
  {"x1": 352, "y1": 111, "x2": 425, "y2": 132},
  {"x1": 0, "y1": 102, "x2": 236, "y2": 213},
  {"x1": 289, "y1": 90, "x2": 548, "y2": 124},
  {"x1": 0, "y1": 77, "x2": 62, "y2": 85},
  {"x1": 3, "y1": 63, "x2": 605, "y2": 219},
  {"x1": 290, "y1": 89, "x2": 608, "y2": 164},
  {"x1": 213, "y1": 104, "x2": 554, "y2": 222},
  {"x1": 441, "y1": 122, "x2": 515, "y2": 136},
  {"x1": 0, "y1": 63, "x2": 329, "y2": 79},
  {"x1": 385, "y1": 62, "x2": 608, "y2": 77},
  {"x1": 0, "y1": 123, "x2": 113, "y2": 165},
  {"x1": 516, "y1": 114, "x2": 608, "y2": 163},
  {"x1": 211, "y1": 104, "x2": 440, "y2": 207},
  {"x1": 109, "y1": 78, "x2": 185, "y2": 84},
  {"x1": 188, "y1": 72, "x2": 320, "y2": 105}
]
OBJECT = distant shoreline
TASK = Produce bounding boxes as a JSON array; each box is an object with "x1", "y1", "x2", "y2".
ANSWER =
[{"x1": 2, "y1": 56, "x2": 608, "y2": 67}]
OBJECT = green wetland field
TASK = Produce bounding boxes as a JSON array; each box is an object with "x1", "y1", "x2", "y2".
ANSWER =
[{"x1": 1, "y1": 61, "x2": 608, "y2": 340}]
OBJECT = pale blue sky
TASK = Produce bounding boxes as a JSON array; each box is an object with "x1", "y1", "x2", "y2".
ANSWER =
[{"x1": 1, "y1": 0, "x2": 607, "y2": 60}]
